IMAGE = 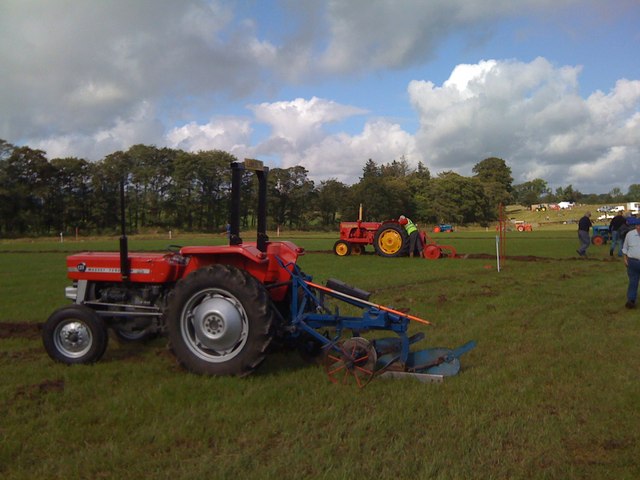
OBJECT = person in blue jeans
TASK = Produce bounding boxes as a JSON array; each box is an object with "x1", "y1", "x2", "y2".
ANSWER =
[
  {"x1": 608, "y1": 212, "x2": 627, "y2": 257},
  {"x1": 622, "y1": 217, "x2": 640, "y2": 309}
]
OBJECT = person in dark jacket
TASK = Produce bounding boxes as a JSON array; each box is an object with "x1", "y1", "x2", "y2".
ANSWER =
[
  {"x1": 576, "y1": 211, "x2": 592, "y2": 257},
  {"x1": 609, "y1": 212, "x2": 627, "y2": 257}
]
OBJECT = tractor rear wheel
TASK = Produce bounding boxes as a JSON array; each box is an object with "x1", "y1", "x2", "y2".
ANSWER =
[
  {"x1": 351, "y1": 244, "x2": 363, "y2": 255},
  {"x1": 165, "y1": 264, "x2": 273, "y2": 377},
  {"x1": 42, "y1": 304, "x2": 109, "y2": 365},
  {"x1": 112, "y1": 325, "x2": 157, "y2": 343},
  {"x1": 333, "y1": 240, "x2": 351, "y2": 256},
  {"x1": 373, "y1": 222, "x2": 409, "y2": 257}
]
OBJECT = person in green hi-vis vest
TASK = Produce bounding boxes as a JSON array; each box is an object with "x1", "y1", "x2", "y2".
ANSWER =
[{"x1": 399, "y1": 215, "x2": 423, "y2": 258}]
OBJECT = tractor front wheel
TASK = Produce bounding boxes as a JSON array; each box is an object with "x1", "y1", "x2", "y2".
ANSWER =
[
  {"x1": 591, "y1": 236, "x2": 606, "y2": 246},
  {"x1": 165, "y1": 264, "x2": 273, "y2": 377},
  {"x1": 42, "y1": 304, "x2": 109, "y2": 365},
  {"x1": 333, "y1": 240, "x2": 351, "y2": 256},
  {"x1": 373, "y1": 223, "x2": 409, "y2": 257}
]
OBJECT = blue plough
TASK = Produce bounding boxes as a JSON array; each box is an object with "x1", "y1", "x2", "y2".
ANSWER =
[{"x1": 276, "y1": 259, "x2": 476, "y2": 387}]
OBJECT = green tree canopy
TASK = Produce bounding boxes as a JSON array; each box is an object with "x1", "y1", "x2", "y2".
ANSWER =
[
  {"x1": 350, "y1": 158, "x2": 414, "y2": 221},
  {"x1": 512, "y1": 178, "x2": 550, "y2": 206},
  {"x1": 49, "y1": 157, "x2": 93, "y2": 232},
  {"x1": 269, "y1": 166, "x2": 315, "y2": 229},
  {"x1": 427, "y1": 171, "x2": 493, "y2": 225},
  {"x1": 315, "y1": 179, "x2": 350, "y2": 227},
  {"x1": 2, "y1": 137, "x2": 635, "y2": 236},
  {"x1": 472, "y1": 157, "x2": 513, "y2": 208},
  {"x1": 1, "y1": 146, "x2": 54, "y2": 234},
  {"x1": 626, "y1": 184, "x2": 640, "y2": 200}
]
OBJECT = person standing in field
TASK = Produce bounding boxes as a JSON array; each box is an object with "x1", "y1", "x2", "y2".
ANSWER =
[
  {"x1": 608, "y1": 212, "x2": 627, "y2": 257},
  {"x1": 622, "y1": 217, "x2": 640, "y2": 309},
  {"x1": 576, "y1": 211, "x2": 592, "y2": 257}
]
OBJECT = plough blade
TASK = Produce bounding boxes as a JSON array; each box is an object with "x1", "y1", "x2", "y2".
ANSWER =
[
  {"x1": 378, "y1": 371, "x2": 444, "y2": 383},
  {"x1": 408, "y1": 340, "x2": 476, "y2": 375},
  {"x1": 375, "y1": 340, "x2": 476, "y2": 382}
]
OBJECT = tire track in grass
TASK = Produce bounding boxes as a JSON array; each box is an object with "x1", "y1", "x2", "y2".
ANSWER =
[{"x1": 0, "y1": 321, "x2": 41, "y2": 339}]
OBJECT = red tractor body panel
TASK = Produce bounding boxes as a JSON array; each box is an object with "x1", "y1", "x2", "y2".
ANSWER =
[
  {"x1": 338, "y1": 220, "x2": 383, "y2": 245},
  {"x1": 67, "y1": 252, "x2": 184, "y2": 283},
  {"x1": 66, "y1": 240, "x2": 302, "y2": 302},
  {"x1": 180, "y1": 241, "x2": 302, "y2": 301}
]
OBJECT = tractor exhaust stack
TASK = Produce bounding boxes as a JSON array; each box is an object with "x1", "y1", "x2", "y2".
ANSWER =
[
  {"x1": 229, "y1": 159, "x2": 269, "y2": 252},
  {"x1": 119, "y1": 178, "x2": 130, "y2": 281},
  {"x1": 229, "y1": 162, "x2": 243, "y2": 246}
]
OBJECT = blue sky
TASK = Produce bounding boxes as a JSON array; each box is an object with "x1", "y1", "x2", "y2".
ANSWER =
[{"x1": 1, "y1": 0, "x2": 639, "y2": 194}]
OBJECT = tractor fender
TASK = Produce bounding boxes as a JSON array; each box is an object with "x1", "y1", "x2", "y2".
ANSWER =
[{"x1": 180, "y1": 242, "x2": 302, "y2": 302}]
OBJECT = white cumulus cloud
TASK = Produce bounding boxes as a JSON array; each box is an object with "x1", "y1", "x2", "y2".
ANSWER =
[
  {"x1": 1, "y1": 1, "x2": 638, "y2": 194},
  {"x1": 408, "y1": 58, "x2": 640, "y2": 192}
]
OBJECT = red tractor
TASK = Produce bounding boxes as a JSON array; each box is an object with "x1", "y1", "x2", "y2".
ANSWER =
[
  {"x1": 334, "y1": 207, "x2": 457, "y2": 259},
  {"x1": 43, "y1": 159, "x2": 473, "y2": 384},
  {"x1": 334, "y1": 215, "x2": 409, "y2": 257},
  {"x1": 43, "y1": 159, "x2": 303, "y2": 377}
]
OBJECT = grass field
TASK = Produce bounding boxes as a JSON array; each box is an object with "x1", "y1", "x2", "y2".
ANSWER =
[{"x1": 1, "y1": 227, "x2": 639, "y2": 479}]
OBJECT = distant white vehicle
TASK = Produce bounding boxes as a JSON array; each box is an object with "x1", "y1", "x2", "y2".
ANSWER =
[
  {"x1": 597, "y1": 214, "x2": 614, "y2": 221},
  {"x1": 611, "y1": 206, "x2": 625, "y2": 213},
  {"x1": 627, "y1": 202, "x2": 640, "y2": 215},
  {"x1": 557, "y1": 201, "x2": 574, "y2": 209}
]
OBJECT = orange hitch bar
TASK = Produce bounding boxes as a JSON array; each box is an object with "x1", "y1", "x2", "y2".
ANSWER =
[{"x1": 304, "y1": 280, "x2": 433, "y2": 326}]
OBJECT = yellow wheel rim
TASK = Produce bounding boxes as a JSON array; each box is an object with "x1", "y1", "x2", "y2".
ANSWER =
[
  {"x1": 377, "y1": 229, "x2": 403, "y2": 255},
  {"x1": 335, "y1": 242, "x2": 350, "y2": 256}
]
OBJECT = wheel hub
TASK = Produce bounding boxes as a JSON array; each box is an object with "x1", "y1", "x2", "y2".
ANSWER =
[
  {"x1": 55, "y1": 321, "x2": 92, "y2": 357},
  {"x1": 379, "y1": 230, "x2": 402, "y2": 255},
  {"x1": 191, "y1": 296, "x2": 245, "y2": 351}
]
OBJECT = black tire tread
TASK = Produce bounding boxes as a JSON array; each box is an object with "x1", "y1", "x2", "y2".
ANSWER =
[
  {"x1": 42, "y1": 304, "x2": 109, "y2": 365},
  {"x1": 373, "y1": 222, "x2": 410, "y2": 257},
  {"x1": 165, "y1": 264, "x2": 273, "y2": 377}
]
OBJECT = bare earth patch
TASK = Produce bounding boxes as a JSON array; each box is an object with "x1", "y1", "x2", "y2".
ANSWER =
[{"x1": 0, "y1": 322, "x2": 42, "y2": 340}]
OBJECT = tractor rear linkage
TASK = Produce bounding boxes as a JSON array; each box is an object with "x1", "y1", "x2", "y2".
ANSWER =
[{"x1": 275, "y1": 257, "x2": 476, "y2": 388}]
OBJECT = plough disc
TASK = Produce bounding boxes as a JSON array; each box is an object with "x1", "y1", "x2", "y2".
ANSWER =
[
  {"x1": 423, "y1": 244, "x2": 457, "y2": 259},
  {"x1": 424, "y1": 245, "x2": 441, "y2": 259},
  {"x1": 323, "y1": 337, "x2": 377, "y2": 388}
]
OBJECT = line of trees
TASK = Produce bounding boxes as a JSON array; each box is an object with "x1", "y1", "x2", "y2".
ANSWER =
[{"x1": 0, "y1": 138, "x2": 638, "y2": 238}]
